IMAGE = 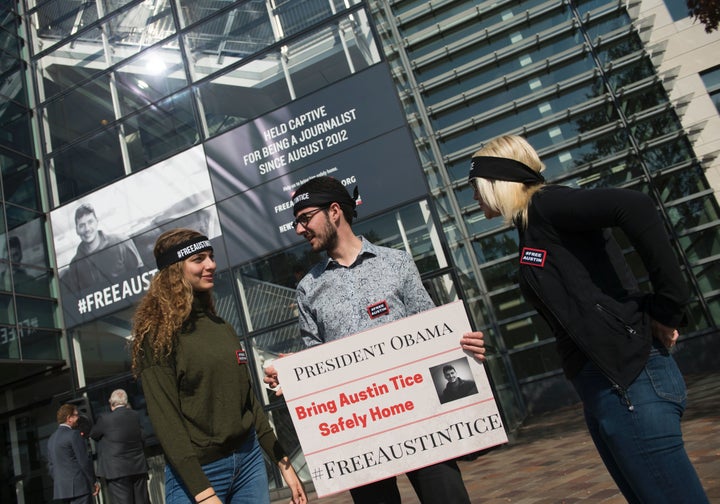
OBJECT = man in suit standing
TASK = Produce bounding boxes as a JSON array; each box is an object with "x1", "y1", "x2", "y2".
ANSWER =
[
  {"x1": 47, "y1": 403, "x2": 100, "y2": 504},
  {"x1": 90, "y1": 389, "x2": 150, "y2": 504}
]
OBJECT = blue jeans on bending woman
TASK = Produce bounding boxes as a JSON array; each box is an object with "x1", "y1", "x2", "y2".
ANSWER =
[
  {"x1": 571, "y1": 342, "x2": 708, "y2": 504},
  {"x1": 164, "y1": 432, "x2": 269, "y2": 504}
]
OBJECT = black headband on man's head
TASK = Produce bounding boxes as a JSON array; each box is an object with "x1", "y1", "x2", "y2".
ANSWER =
[
  {"x1": 469, "y1": 156, "x2": 545, "y2": 185},
  {"x1": 292, "y1": 185, "x2": 359, "y2": 217},
  {"x1": 155, "y1": 236, "x2": 213, "y2": 270}
]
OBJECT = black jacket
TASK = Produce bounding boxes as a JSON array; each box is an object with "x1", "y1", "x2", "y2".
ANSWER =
[
  {"x1": 517, "y1": 185, "x2": 688, "y2": 389},
  {"x1": 89, "y1": 406, "x2": 149, "y2": 480}
]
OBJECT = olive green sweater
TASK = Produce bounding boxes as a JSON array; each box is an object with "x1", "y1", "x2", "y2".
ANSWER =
[{"x1": 140, "y1": 304, "x2": 285, "y2": 496}]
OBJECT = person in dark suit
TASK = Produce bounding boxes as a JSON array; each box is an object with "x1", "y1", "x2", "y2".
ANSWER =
[
  {"x1": 89, "y1": 389, "x2": 150, "y2": 504},
  {"x1": 47, "y1": 403, "x2": 100, "y2": 504}
]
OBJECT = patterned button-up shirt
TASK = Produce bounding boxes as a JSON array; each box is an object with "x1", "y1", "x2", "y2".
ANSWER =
[{"x1": 297, "y1": 237, "x2": 435, "y2": 347}]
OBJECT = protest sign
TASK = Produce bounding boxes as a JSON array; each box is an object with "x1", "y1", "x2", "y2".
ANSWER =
[{"x1": 273, "y1": 300, "x2": 508, "y2": 497}]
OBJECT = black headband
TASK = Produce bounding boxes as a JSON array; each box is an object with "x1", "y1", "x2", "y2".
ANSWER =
[
  {"x1": 469, "y1": 156, "x2": 545, "y2": 185},
  {"x1": 292, "y1": 186, "x2": 359, "y2": 217},
  {"x1": 155, "y1": 236, "x2": 213, "y2": 270}
]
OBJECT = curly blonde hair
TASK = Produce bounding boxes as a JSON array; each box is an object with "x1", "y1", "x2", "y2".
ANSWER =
[
  {"x1": 130, "y1": 228, "x2": 215, "y2": 377},
  {"x1": 472, "y1": 135, "x2": 546, "y2": 229}
]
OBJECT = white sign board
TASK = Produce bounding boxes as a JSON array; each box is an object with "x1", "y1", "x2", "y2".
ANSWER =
[{"x1": 274, "y1": 301, "x2": 508, "y2": 497}]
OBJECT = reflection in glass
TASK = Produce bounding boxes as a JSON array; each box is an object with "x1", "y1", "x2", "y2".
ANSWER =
[
  {"x1": 35, "y1": 28, "x2": 107, "y2": 103},
  {"x1": 123, "y1": 90, "x2": 199, "y2": 171},
  {"x1": 42, "y1": 73, "x2": 113, "y2": 153},
  {"x1": 71, "y1": 307, "x2": 134, "y2": 384},
  {"x1": 15, "y1": 297, "x2": 57, "y2": 329},
  {"x1": 50, "y1": 126, "x2": 125, "y2": 204},
  {"x1": 195, "y1": 9, "x2": 380, "y2": 139},
  {"x1": 115, "y1": 43, "x2": 188, "y2": 117},
  {"x1": 197, "y1": 49, "x2": 291, "y2": 138}
]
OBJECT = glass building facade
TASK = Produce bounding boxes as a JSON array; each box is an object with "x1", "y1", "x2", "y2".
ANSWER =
[{"x1": 1, "y1": 0, "x2": 718, "y2": 501}]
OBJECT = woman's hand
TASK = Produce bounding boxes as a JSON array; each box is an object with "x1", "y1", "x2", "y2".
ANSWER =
[
  {"x1": 651, "y1": 319, "x2": 679, "y2": 349},
  {"x1": 277, "y1": 457, "x2": 308, "y2": 503},
  {"x1": 460, "y1": 331, "x2": 486, "y2": 362}
]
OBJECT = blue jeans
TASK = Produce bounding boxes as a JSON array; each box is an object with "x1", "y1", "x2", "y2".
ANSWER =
[
  {"x1": 164, "y1": 433, "x2": 270, "y2": 504},
  {"x1": 571, "y1": 343, "x2": 708, "y2": 504}
]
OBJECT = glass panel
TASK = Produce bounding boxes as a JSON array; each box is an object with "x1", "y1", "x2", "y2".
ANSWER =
[
  {"x1": 271, "y1": 0, "x2": 335, "y2": 37},
  {"x1": 250, "y1": 325, "x2": 305, "y2": 406},
  {"x1": 571, "y1": 157, "x2": 646, "y2": 189},
  {"x1": 0, "y1": 109, "x2": 33, "y2": 156},
  {"x1": 42, "y1": 73, "x2": 113, "y2": 153},
  {"x1": 71, "y1": 307, "x2": 134, "y2": 384},
  {"x1": 423, "y1": 272, "x2": 458, "y2": 307},
  {"x1": 2, "y1": 167, "x2": 40, "y2": 211},
  {"x1": 654, "y1": 165, "x2": 712, "y2": 202},
  {"x1": 509, "y1": 341, "x2": 562, "y2": 380},
  {"x1": 701, "y1": 67, "x2": 720, "y2": 93},
  {"x1": 29, "y1": 0, "x2": 100, "y2": 55},
  {"x1": 5, "y1": 205, "x2": 43, "y2": 233},
  {"x1": 285, "y1": 10, "x2": 380, "y2": 99},
  {"x1": 0, "y1": 66, "x2": 28, "y2": 107},
  {"x1": 0, "y1": 148, "x2": 35, "y2": 180},
  {"x1": 34, "y1": 27, "x2": 107, "y2": 103},
  {"x1": 354, "y1": 202, "x2": 441, "y2": 273},
  {"x1": 105, "y1": 0, "x2": 176, "y2": 61},
  {"x1": 679, "y1": 226, "x2": 720, "y2": 262},
  {"x1": 99, "y1": 0, "x2": 143, "y2": 19},
  {"x1": 123, "y1": 89, "x2": 199, "y2": 171},
  {"x1": 471, "y1": 230, "x2": 518, "y2": 264},
  {"x1": 630, "y1": 110, "x2": 683, "y2": 143},
  {"x1": 662, "y1": 0, "x2": 690, "y2": 21},
  {"x1": 501, "y1": 312, "x2": 554, "y2": 350},
  {"x1": 667, "y1": 195, "x2": 720, "y2": 230},
  {"x1": 20, "y1": 327, "x2": 63, "y2": 360},
  {"x1": 490, "y1": 287, "x2": 534, "y2": 322},
  {"x1": 0, "y1": 325, "x2": 20, "y2": 358},
  {"x1": 6, "y1": 217, "x2": 52, "y2": 270},
  {"x1": 12, "y1": 268, "x2": 53, "y2": 298},
  {"x1": 692, "y1": 261, "x2": 720, "y2": 294},
  {"x1": 15, "y1": 297, "x2": 57, "y2": 329},
  {"x1": 480, "y1": 260, "x2": 519, "y2": 292},
  {"x1": 181, "y1": 1, "x2": 275, "y2": 73},
  {"x1": 50, "y1": 126, "x2": 125, "y2": 204},
  {"x1": 114, "y1": 42, "x2": 188, "y2": 117},
  {"x1": 197, "y1": 48, "x2": 291, "y2": 138},
  {"x1": 642, "y1": 138, "x2": 694, "y2": 172},
  {"x1": 428, "y1": 57, "x2": 597, "y2": 130}
]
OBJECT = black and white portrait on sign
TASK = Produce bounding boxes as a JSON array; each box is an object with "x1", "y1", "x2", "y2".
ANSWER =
[{"x1": 50, "y1": 145, "x2": 222, "y2": 327}]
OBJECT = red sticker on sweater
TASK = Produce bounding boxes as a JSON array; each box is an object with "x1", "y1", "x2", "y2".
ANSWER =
[
  {"x1": 236, "y1": 349, "x2": 248, "y2": 364},
  {"x1": 367, "y1": 301, "x2": 389, "y2": 319},
  {"x1": 520, "y1": 247, "x2": 547, "y2": 267}
]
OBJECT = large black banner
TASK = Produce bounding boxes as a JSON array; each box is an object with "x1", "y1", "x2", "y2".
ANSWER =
[
  {"x1": 206, "y1": 63, "x2": 428, "y2": 263},
  {"x1": 50, "y1": 147, "x2": 225, "y2": 328},
  {"x1": 51, "y1": 64, "x2": 429, "y2": 327}
]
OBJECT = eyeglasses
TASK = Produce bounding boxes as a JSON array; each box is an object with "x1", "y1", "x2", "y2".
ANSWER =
[{"x1": 292, "y1": 207, "x2": 327, "y2": 229}]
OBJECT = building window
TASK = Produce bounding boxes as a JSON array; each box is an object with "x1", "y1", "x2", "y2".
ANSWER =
[
  {"x1": 701, "y1": 66, "x2": 720, "y2": 113},
  {"x1": 664, "y1": 0, "x2": 690, "y2": 22}
]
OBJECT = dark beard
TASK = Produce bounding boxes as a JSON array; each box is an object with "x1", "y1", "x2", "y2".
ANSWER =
[{"x1": 314, "y1": 219, "x2": 338, "y2": 252}]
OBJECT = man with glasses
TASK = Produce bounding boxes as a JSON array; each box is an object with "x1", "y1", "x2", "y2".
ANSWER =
[
  {"x1": 266, "y1": 175, "x2": 486, "y2": 504},
  {"x1": 47, "y1": 404, "x2": 100, "y2": 504}
]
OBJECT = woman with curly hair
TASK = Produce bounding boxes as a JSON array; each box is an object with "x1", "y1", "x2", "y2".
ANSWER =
[{"x1": 131, "y1": 228, "x2": 307, "y2": 504}]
